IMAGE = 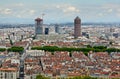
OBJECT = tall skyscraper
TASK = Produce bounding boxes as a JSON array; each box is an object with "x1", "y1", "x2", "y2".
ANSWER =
[
  {"x1": 74, "y1": 16, "x2": 81, "y2": 38},
  {"x1": 35, "y1": 18, "x2": 43, "y2": 35},
  {"x1": 55, "y1": 24, "x2": 59, "y2": 33}
]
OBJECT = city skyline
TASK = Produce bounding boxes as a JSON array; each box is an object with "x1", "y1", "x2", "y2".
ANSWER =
[{"x1": 0, "y1": 0, "x2": 120, "y2": 24}]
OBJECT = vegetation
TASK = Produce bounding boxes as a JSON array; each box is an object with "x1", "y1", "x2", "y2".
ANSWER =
[
  {"x1": 35, "y1": 74, "x2": 120, "y2": 79},
  {"x1": 0, "y1": 48, "x2": 6, "y2": 52},
  {"x1": 32, "y1": 46, "x2": 120, "y2": 54},
  {"x1": 35, "y1": 75, "x2": 102, "y2": 79},
  {"x1": 69, "y1": 76, "x2": 120, "y2": 79},
  {"x1": 32, "y1": 46, "x2": 93, "y2": 52},
  {"x1": 7, "y1": 46, "x2": 24, "y2": 54},
  {"x1": 106, "y1": 48, "x2": 120, "y2": 53},
  {"x1": 32, "y1": 35, "x2": 36, "y2": 40},
  {"x1": 36, "y1": 74, "x2": 50, "y2": 79},
  {"x1": 69, "y1": 76, "x2": 97, "y2": 79}
]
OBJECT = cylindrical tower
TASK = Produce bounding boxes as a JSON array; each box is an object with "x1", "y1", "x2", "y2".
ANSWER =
[{"x1": 74, "y1": 16, "x2": 81, "y2": 38}]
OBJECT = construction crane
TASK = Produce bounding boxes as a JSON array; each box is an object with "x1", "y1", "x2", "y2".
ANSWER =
[{"x1": 41, "y1": 13, "x2": 45, "y2": 19}]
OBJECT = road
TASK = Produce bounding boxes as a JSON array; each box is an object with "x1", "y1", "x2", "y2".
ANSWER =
[{"x1": 19, "y1": 39, "x2": 31, "y2": 79}]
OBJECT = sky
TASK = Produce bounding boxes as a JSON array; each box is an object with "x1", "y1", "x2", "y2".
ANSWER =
[{"x1": 0, "y1": 0, "x2": 120, "y2": 24}]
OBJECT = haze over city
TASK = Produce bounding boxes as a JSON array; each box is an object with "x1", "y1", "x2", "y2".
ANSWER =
[{"x1": 0, "y1": 0, "x2": 120, "y2": 24}]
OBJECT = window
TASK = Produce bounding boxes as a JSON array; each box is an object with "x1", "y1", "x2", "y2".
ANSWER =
[
  {"x1": 5, "y1": 73, "x2": 7, "y2": 78},
  {"x1": 31, "y1": 76, "x2": 32, "y2": 79},
  {"x1": 11, "y1": 73, "x2": 13, "y2": 78}
]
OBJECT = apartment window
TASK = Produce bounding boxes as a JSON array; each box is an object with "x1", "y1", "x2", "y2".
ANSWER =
[
  {"x1": 5, "y1": 73, "x2": 7, "y2": 78},
  {"x1": 31, "y1": 76, "x2": 32, "y2": 79},
  {"x1": 0, "y1": 73, "x2": 2, "y2": 79},
  {"x1": 11, "y1": 73, "x2": 13, "y2": 78}
]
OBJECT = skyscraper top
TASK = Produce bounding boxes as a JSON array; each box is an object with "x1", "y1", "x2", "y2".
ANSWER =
[
  {"x1": 35, "y1": 18, "x2": 43, "y2": 22},
  {"x1": 75, "y1": 16, "x2": 81, "y2": 20},
  {"x1": 74, "y1": 16, "x2": 81, "y2": 24}
]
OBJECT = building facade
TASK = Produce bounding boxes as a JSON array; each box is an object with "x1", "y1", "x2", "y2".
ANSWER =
[
  {"x1": 74, "y1": 16, "x2": 81, "y2": 38},
  {"x1": 45, "y1": 28, "x2": 49, "y2": 35},
  {"x1": 35, "y1": 18, "x2": 43, "y2": 35},
  {"x1": 0, "y1": 68, "x2": 19, "y2": 79},
  {"x1": 55, "y1": 24, "x2": 59, "y2": 34}
]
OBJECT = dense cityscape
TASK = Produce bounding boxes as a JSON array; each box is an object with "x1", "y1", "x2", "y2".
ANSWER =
[
  {"x1": 1, "y1": 0, "x2": 120, "y2": 79},
  {"x1": 0, "y1": 16, "x2": 120, "y2": 79}
]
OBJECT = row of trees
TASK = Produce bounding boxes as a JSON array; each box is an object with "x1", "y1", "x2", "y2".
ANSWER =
[
  {"x1": 36, "y1": 75, "x2": 50, "y2": 79},
  {"x1": 36, "y1": 74, "x2": 120, "y2": 79},
  {"x1": 7, "y1": 46, "x2": 24, "y2": 52},
  {"x1": 0, "y1": 48, "x2": 6, "y2": 52},
  {"x1": 0, "y1": 46, "x2": 24, "y2": 54},
  {"x1": 68, "y1": 76, "x2": 97, "y2": 79},
  {"x1": 32, "y1": 46, "x2": 120, "y2": 54}
]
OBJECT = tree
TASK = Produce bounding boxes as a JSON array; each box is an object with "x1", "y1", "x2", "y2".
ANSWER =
[
  {"x1": 31, "y1": 46, "x2": 120, "y2": 56},
  {"x1": 0, "y1": 48, "x2": 6, "y2": 52},
  {"x1": 32, "y1": 35, "x2": 36, "y2": 40},
  {"x1": 7, "y1": 46, "x2": 24, "y2": 54},
  {"x1": 36, "y1": 74, "x2": 50, "y2": 79},
  {"x1": 71, "y1": 76, "x2": 97, "y2": 79}
]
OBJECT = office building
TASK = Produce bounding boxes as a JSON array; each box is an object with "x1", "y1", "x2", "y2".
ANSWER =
[
  {"x1": 55, "y1": 24, "x2": 59, "y2": 33},
  {"x1": 45, "y1": 28, "x2": 49, "y2": 35},
  {"x1": 74, "y1": 16, "x2": 81, "y2": 38}
]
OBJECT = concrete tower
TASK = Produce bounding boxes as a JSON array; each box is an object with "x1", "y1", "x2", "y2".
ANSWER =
[
  {"x1": 74, "y1": 16, "x2": 81, "y2": 38},
  {"x1": 35, "y1": 18, "x2": 43, "y2": 35}
]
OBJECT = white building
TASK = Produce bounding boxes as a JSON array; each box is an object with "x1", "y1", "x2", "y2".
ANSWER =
[
  {"x1": 26, "y1": 50, "x2": 45, "y2": 56},
  {"x1": 0, "y1": 68, "x2": 19, "y2": 79},
  {"x1": 11, "y1": 59, "x2": 20, "y2": 64}
]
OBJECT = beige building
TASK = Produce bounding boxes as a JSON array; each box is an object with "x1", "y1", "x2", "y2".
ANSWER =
[
  {"x1": 26, "y1": 50, "x2": 45, "y2": 56},
  {"x1": 0, "y1": 68, "x2": 19, "y2": 79}
]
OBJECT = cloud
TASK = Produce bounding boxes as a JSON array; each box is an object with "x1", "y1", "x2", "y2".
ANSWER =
[
  {"x1": 102, "y1": 3, "x2": 120, "y2": 9},
  {"x1": 14, "y1": 9, "x2": 36, "y2": 18},
  {"x1": 96, "y1": 8, "x2": 113, "y2": 17},
  {"x1": 56, "y1": 5, "x2": 61, "y2": 8},
  {"x1": 98, "y1": 13, "x2": 104, "y2": 17},
  {"x1": 17, "y1": 3, "x2": 24, "y2": 7},
  {"x1": 0, "y1": 8, "x2": 12, "y2": 15},
  {"x1": 103, "y1": 4, "x2": 120, "y2": 17},
  {"x1": 107, "y1": 9, "x2": 113, "y2": 13},
  {"x1": 116, "y1": 9, "x2": 120, "y2": 17},
  {"x1": 56, "y1": 5, "x2": 80, "y2": 13},
  {"x1": 63, "y1": 6, "x2": 80, "y2": 13},
  {"x1": 16, "y1": 15, "x2": 22, "y2": 18},
  {"x1": 14, "y1": 3, "x2": 24, "y2": 7},
  {"x1": 29, "y1": 10, "x2": 36, "y2": 15}
]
